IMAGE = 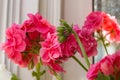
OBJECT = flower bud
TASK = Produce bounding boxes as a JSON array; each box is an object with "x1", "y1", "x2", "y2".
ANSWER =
[
  {"x1": 58, "y1": 35, "x2": 67, "y2": 43},
  {"x1": 57, "y1": 27, "x2": 65, "y2": 32}
]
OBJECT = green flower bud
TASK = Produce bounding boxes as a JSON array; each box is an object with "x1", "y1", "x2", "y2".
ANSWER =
[
  {"x1": 57, "y1": 27, "x2": 65, "y2": 32},
  {"x1": 57, "y1": 33, "x2": 63, "y2": 36},
  {"x1": 58, "y1": 35, "x2": 67, "y2": 43}
]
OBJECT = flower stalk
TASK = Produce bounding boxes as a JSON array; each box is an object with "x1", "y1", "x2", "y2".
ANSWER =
[
  {"x1": 101, "y1": 37, "x2": 109, "y2": 55},
  {"x1": 72, "y1": 30, "x2": 90, "y2": 68},
  {"x1": 48, "y1": 66, "x2": 62, "y2": 80},
  {"x1": 98, "y1": 30, "x2": 109, "y2": 55},
  {"x1": 72, "y1": 56, "x2": 88, "y2": 71},
  {"x1": 32, "y1": 62, "x2": 46, "y2": 80}
]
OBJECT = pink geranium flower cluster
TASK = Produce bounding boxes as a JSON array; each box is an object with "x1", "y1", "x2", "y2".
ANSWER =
[
  {"x1": 87, "y1": 50, "x2": 120, "y2": 80},
  {"x1": 2, "y1": 13, "x2": 55, "y2": 68},
  {"x1": 84, "y1": 11, "x2": 120, "y2": 42},
  {"x1": 84, "y1": 11, "x2": 120, "y2": 80},
  {"x1": 1, "y1": 11, "x2": 120, "y2": 80},
  {"x1": 1, "y1": 12, "x2": 98, "y2": 74}
]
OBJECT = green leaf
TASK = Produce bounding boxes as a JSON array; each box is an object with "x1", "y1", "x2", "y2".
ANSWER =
[
  {"x1": 96, "y1": 72, "x2": 110, "y2": 80},
  {"x1": 11, "y1": 74, "x2": 20, "y2": 80},
  {"x1": 32, "y1": 71, "x2": 37, "y2": 76}
]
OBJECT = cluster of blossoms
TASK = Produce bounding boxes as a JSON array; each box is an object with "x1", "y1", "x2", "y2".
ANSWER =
[
  {"x1": 84, "y1": 12, "x2": 120, "y2": 80},
  {"x1": 1, "y1": 13, "x2": 55, "y2": 68},
  {"x1": 1, "y1": 11, "x2": 120, "y2": 80},
  {"x1": 1, "y1": 12, "x2": 98, "y2": 73},
  {"x1": 87, "y1": 50, "x2": 120, "y2": 80},
  {"x1": 84, "y1": 11, "x2": 120, "y2": 42}
]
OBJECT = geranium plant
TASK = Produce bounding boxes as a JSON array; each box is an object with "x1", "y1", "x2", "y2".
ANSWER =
[{"x1": 1, "y1": 11, "x2": 120, "y2": 80}]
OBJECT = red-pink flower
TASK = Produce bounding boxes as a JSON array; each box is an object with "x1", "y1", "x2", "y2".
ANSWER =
[
  {"x1": 84, "y1": 11, "x2": 103, "y2": 33},
  {"x1": 87, "y1": 50, "x2": 120, "y2": 80},
  {"x1": 48, "y1": 61, "x2": 65, "y2": 73},
  {"x1": 27, "y1": 12, "x2": 55, "y2": 33},
  {"x1": 102, "y1": 13, "x2": 120, "y2": 42},
  {"x1": 60, "y1": 34, "x2": 77, "y2": 58},
  {"x1": 87, "y1": 63, "x2": 100, "y2": 80},
  {"x1": 2, "y1": 24, "x2": 26, "y2": 66},
  {"x1": 83, "y1": 11, "x2": 120, "y2": 43},
  {"x1": 112, "y1": 50, "x2": 120, "y2": 70},
  {"x1": 87, "y1": 56, "x2": 114, "y2": 80},
  {"x1": 100, "y1": 56, "x2": 114, "y2": 75},
  {"x1": 40, "y1": 33, "x2": 64, "y2": 72},
  {"x1": 21, "y1": 20, "x2": 36, "y2": 32},
  {"x1": 73, "y1": 25, "x2": 97, "y2": 57},
  {"x1": 17, "y1": 53, "x2": 38, "y2": 67},
  {"x1": 21, "y1": 13, "x2": 55, "y2": 39}
]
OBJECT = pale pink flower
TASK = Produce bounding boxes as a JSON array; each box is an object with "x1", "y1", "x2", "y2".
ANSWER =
[{"x1": 73, "y1": 25, "x2": 97, "y2": 57}]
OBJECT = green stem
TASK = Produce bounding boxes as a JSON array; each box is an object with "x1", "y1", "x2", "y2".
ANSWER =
[
  {"x1": 49, "y1": 66, "x2": 62, "y2": 80},
  {"x1": 32, "y1": 61, "x2": 46, "y2": 80},
  {"x1": 101, "y1": 37, "x2": 109, "y2": 55},
  {"x1": 72, "y1": 56, "x2": 88, "y2": 71},
  {"x1": 36, "y1": 63, "x2": 41, "y2": 80},
  {"x1": 54, "y1": 73, "x2": 62, "y2": 80},
  {"x1": 99, "y1": 31, "x2": 109, "y2": 55},
  {"x1": 72, "y1": 30, "x2": 90, "y2": 68}
]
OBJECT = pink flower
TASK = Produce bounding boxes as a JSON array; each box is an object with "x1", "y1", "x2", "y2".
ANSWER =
[
  {"x1": 21, "y1": 13, "x2": 55, "y2": 39},
  {"x1": 48, "y1": 61, "x2": 65, "y2": 73},
  {"x1": 100, "y1": 56, "x2": 114, "y2": 75},
  {"x1": 60, "y1": 34, "x2": 77, "y2": 58},
  {"x1": 87, "y1": 50, "x2": 120, "y2": 80},
  {"x1": 21, "y1": 20, "x2": 36, "y2": 32},
  {"x1": 84, "y1": 11, "x2": 103, "y2": 33},
  {"x1": 40, "y1": 33, "x2": 62, "y2": 61},
  {"x1": 18, "y1": 53, "x2": 38, "y2": 67},
  {"x1": 87, "y1": 55, "x2": 114, "y2": 80},
  {"x1": 87, "y1": 63, "x2": 100, "y2": 80},
  {"x1": 2, "y1": 24, "x2": 26, "y2": 66},
  {"x1": 73, "y1": 25, "x2": 97, "y2": 57},
  {"x1": 40, "y1": 33, "x2": 64, "y2": 72},
  {"x1": 112, "y1": 50, "x2": 120, "y2": 70},
  {"x1": 27, "y1": 12, "x2": 55, "y2": 33}
]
